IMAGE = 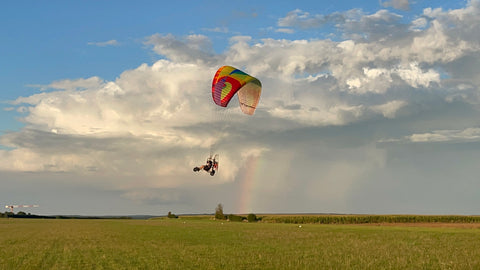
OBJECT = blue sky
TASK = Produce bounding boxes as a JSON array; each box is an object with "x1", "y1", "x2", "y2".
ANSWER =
[{"x1": 1, "y1": 0, "x2": 480, "y2": 215}]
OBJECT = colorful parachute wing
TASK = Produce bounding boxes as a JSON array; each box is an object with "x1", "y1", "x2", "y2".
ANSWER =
[{"x1": 212, "y1": 66, "x2": 262, "y2": 115}]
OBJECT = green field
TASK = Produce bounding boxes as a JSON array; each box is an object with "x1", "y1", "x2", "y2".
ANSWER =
[{"x1": 2, "y1": 218, "x2": 480, "y2": 269}]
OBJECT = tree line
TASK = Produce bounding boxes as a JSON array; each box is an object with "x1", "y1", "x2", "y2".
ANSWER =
[
  {"x1": 167, "y1": 203, "x2": 260, "y2": 222},
  {"x1": 1, "y1": 211, "x2": 131, "y2": 219}
]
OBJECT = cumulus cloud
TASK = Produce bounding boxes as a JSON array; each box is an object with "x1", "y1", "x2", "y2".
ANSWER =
[
  {"x1": 15, "y1": 62, "x2": 212, "y2": 137},
  {"x1": 341, "y1": 9, "x2": 407, "y2": 41},
  {"x1": 2, "y1": 1, "x2": 480, "y2": 209},
  {"x1": 409, "y1": 17, "x2": 428, "y2": 32},
  {"x1": 1, "y1": 58, "x2": 267, "y2": 189},
  {"x1": 145, "y1": 34, "x2": 218, "y2": 64},
  {"x1": 395, "y1": 62, "x2": 440, "y2": 88}
]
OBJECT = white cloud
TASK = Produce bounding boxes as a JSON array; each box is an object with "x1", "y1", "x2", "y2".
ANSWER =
[
  {"x1": 275, "y1": 28, "x2": 295, "y2": 34},
  {"x1": 346, "y1": 66, "x2": 393, "y2": 94},
  {"x1": 395, "y1": 62, "x2": 440, "y2": 88},
  {"x1": 27, "y1": 77, "x2": 105, "y2": 91},
  {"x1": 408, "y1": 128, "x2": 480, "y2": 143},
  {"x1": 1, "y1": 57, "x2": 269, "y2": 188},
  {"x1": 371, "y1": 100, "x2": 407, "y2": 118},
  {"x1": 380, "y1": 0, "x2": 410, "y2": 11},
  {"x1": 87, "y1": 40, "x2": 119, "y2": 47},
  {"x1": 277, "y1": 9, "x2": 345, "y2": 29},
  {"x1": 202, "y1": 27, "x2": 229, "y2": 33},
  {"x1": 378, "y1": 127, "x2": 480, "y2": 144},
  {"x1": 145, "y1": 34, "x2": 217, "y2": 64},
  {"x1": 16, "y1": 61, "x2": 214, "y2": 137},
  {"x1": 410, "y1": 17, "x2": 428, "y2": 32}
]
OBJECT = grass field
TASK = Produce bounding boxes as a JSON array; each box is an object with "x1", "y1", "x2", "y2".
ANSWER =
[{"x1": 2, "y1": 218, "x2": 480, "y2": 269}]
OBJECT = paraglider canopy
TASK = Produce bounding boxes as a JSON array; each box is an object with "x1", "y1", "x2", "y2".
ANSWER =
[{"x1": 212, "y1": 66, "x2": 262, "y2": 115}]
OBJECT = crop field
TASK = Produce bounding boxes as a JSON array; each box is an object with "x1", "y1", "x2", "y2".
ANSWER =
[{"x1": 2, "y1": 217, "x2": 480, "y2": 269}]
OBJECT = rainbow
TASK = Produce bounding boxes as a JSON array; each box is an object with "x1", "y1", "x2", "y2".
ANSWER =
[
  {"x1": 235, "y1": 151, "x2": 293, "y2": 214},
  {"x1": 236, "y1": 155, "x2": 263, "y2": 214}
]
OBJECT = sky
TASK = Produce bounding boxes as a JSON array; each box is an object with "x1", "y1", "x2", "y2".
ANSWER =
[{"x1": 1, "y1": 0, "x2": 479, "y2": 216}]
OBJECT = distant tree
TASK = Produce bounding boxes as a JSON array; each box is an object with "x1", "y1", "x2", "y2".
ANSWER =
[
  {"x1": 17, "y1": 211, "x2": 27, "y2": 216},
  {"x1": 215, "y1": 203, "x2": 225, "y2": 220},
  {"x1": 167, "y1": 211, "x2": 178, "y2": 218},
  {"x1": 228, "y1": 214, "x2": 244, "y2": 222},
  {"x1": 247, "y1": 213, "x2": 257, "y2": 222}
]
